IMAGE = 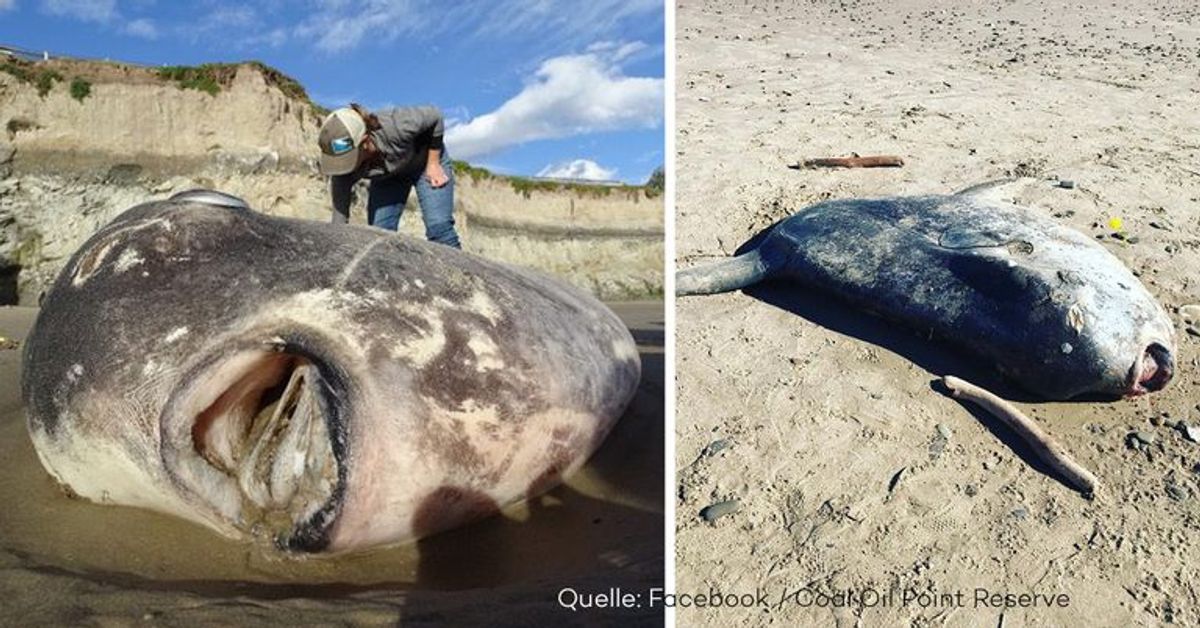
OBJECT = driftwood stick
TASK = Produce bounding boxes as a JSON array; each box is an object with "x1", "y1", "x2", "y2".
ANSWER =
[
  {"x1": 943, "y1": 375, "x2": 1098, "y2": 496},
  {"x1": 801, "y1": 155, "x2": 905, "y2": 168}
]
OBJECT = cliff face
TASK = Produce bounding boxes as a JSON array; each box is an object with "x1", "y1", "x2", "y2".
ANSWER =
[
  {"x1": 0, "y1": 61, "x2": 662, "y2": 304},
  {"x1": 2, "y1": 62, "x2": 321, "y2": 173}
]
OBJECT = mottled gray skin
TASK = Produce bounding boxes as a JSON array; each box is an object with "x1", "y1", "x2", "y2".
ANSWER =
[
  {"x1": 23, "y1": 190, "x2": 641, "y2": 553},
  {"x1": 678, "y1": 185, "x2": 1175, "y2": 399}
]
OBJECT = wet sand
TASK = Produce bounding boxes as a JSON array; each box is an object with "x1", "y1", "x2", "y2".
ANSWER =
[
  {"x1": 0, "y1": 302, "x2": 663, "y2": 626},
  {"x1": 676, "y1": 1, "x2": 1200, "y2": 625}
]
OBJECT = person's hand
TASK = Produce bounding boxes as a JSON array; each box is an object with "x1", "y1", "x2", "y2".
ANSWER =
[{"x1": 425, "y1": 163, "x2": 449, "y2": 188}]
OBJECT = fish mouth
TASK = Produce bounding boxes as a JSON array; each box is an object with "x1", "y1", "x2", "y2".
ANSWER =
[
  {"x1": 1126, "y1": 342, "x2": 1174, "y2": 397},
  {"x1": 166, "y1": 337, "x2": 349, "y2": 552}
]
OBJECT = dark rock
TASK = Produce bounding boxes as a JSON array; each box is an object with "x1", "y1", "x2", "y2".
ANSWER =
[
  {"x1": 704, "y1": 439, "x2": 732, "y2": 457},
  {"x1": 701, "y1": 500, "x2": 740, "y2": 522}
]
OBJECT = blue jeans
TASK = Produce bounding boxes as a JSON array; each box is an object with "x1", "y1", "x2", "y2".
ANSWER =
[{"x1": 367, "y1": 150, "x2": 461, "y2": 249}]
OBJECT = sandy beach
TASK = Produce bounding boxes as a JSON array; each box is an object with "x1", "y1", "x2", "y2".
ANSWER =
[
  {"x1": 0, "y1": 302, "x2": 663, "y2": 627},
  {"x1": 675, "y1": 0, "x2": 1200, "y2": 625}
]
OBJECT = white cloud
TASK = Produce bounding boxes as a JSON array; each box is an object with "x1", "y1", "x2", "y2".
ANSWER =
[
  {"x1": 474, "y1": 0, "x2": 661, "y2": 49},
  {"x1": 41, "y1": 0, "x2": 115, "y2": 21},
  {"x1": 247, "y1": 27, "x2": 289, "y2": 48},
  {"x1": 294, "y1": 0, "x2": 426, "y2": 53},
  {"x1": 445, "y1": 46, "x2": 663, "y2": 159},
  {"x1": 37, "y1": 0, "x2": 161, "y2": 38},
  {"x1": 587, "y1": 40, "x2": 647, "y2": 62},
  {"x1": 202, "y1": 5, "x2": 255, "y2": 29},
  {"x1": 123, "y1": 17, "x2": 158, "y2": 39},
  {"x1": 291, "y1": 0, "x2": 661, "y2": 55},
  {"x1": 537, "y1": 159, "x2": 616, "y2": 181}
]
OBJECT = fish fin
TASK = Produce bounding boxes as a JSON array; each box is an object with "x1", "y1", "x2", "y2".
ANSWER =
[
  {"x1": 676, "y1": 249, "x2": 771, "y2": 296},
  {"x1": 952, "y1": 179, "x2": 1021, "y2": 198},
  {"x1": 943, "y1": 249, "x2": 1044, "y2": 305},
  {"x1": 170, "y1": 189, "x2": 250, "y2": 210}
]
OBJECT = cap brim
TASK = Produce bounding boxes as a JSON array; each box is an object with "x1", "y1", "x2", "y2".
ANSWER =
[{"x1": 319, "y1": 149, "x2": 359, "y2": 176}]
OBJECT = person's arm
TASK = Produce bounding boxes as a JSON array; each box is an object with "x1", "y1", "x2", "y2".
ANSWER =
[
  {"x1": 330, "y1": 174, "x2": 353, "y2": 223},
  {"x1": 417, "y1": 107, "x2": 449, "y2": 188},
  {"x1": 426, "y1": 143, "x2": 448, "y2": 188}
]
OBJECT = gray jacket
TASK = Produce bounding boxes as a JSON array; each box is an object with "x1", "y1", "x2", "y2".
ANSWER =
[{"x1": 330, "y1": 106, "x2": 445, "y2": 215}]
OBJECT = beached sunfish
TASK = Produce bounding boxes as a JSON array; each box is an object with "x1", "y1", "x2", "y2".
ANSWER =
[
  {"x1": 677, "y1": 182, "x2": 1175, "y2": 399},
  {"x1": 22, "y1": 190, "x2": 641, "y2": 553}
]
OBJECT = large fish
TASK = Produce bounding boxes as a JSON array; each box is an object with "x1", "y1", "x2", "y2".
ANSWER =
[
  {"x1": 677, "y1": 182, "x2": 1174, "y2": 399},
  {"x1": 22, "y1": 190, "x2": 641, "y2": 553}
]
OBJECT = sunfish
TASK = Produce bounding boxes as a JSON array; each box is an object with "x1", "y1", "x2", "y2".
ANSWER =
[
  {"x1": 22, "y1": 190, "x2": 641, "y2": 553},
  {"x1": 677, "y1": 182, "x2": 1174, "y2": 399}
]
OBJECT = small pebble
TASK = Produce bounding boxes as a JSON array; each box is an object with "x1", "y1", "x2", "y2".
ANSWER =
[
  {"x1": 1127, "y1": 431, "x2": 1155, "y2": 449},
  {"x1": 704, "y1": 439, "x2": 732, "y2": 456},
  {"x1": 1012, "y1": 507, "x2": 1029, "y2": 519},
  {"x1": 965, "y1": 484, "x2": 978, "y2": 497},
  {"x1": 936, "y1": 424, "x2": 952, "y2": 439},
  {"x1": 701, "y1": 500, "x2": 740, "y2": 522},
  {"x1": 1166, "y1": 484, "x2": 1188, "y2": 501},
  {"x1": 1181, "y1": 424, "x2": 1200, "y2": 443},
  {"x1": 1058, "y1": 179, "x2": 1075, "y2": 189}
]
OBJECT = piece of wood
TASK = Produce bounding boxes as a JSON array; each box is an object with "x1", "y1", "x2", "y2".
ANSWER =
[
  {"x1": 943, "y1": 375, "x2": 1098, "y2": 496},
  {"x1": 799, "y1": 155, "x2": 905, "y2": 168}
]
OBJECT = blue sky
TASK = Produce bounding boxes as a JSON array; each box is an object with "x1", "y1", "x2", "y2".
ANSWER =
[{"x1": 0, "y1": 0, "x2": 665, "y2": 183}]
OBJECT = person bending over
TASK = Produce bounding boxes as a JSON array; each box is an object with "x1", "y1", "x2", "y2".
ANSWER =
[{"x1": 317, "y1": 103, "x2": 461, "y2": 248}]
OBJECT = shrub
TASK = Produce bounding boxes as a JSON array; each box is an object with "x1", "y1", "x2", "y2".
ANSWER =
[
  {"x1": 157, "y1": 65, "x2": 225, "y2": 96},
  {"x1": 6, "y1": 118, "x2": 38, "y2": 136},
  {"x1": 644, "y1": 166, "x2": 664, "y2": 198},
  {"x1": 69, "y1": 77, "x2": 91, "y2": 102},
  {"x1": 33, "y1": 69, "x2": 63, "y2": 97}
]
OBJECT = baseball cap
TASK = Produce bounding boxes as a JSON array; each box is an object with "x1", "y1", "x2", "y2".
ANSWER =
[{"x1": 317, "y1": 108, "x2": 367, "y2": 175}]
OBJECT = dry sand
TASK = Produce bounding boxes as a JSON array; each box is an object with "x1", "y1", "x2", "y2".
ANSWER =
[
  {"x1": 675, "y1": 0, "x2": 1200, "y2": 625},
  {"x1": 0, "y1": 302, "x2": 663, "y2": 627}
]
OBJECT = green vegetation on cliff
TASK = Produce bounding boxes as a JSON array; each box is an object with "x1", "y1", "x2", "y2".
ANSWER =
[
  {"x1": 156, "y1": 61, "x2": 328, "y2": 115},
  {"x1": 452, "y1": 160, "x2": 657, "y2": 201},
  {"x1": 157, "y1": 64, "x2": 223, "y2": 95},
  {"x1": 644, "y1": 166, "x2": 664, "y2": 198},
  {"x1": 69, "y1": 77, "x2": 92, "y2": 102}
]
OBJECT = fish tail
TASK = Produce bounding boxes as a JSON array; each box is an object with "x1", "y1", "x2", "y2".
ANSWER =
[{"x1": 676, "y1": 249, "x2": 772, "y2": 296}]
